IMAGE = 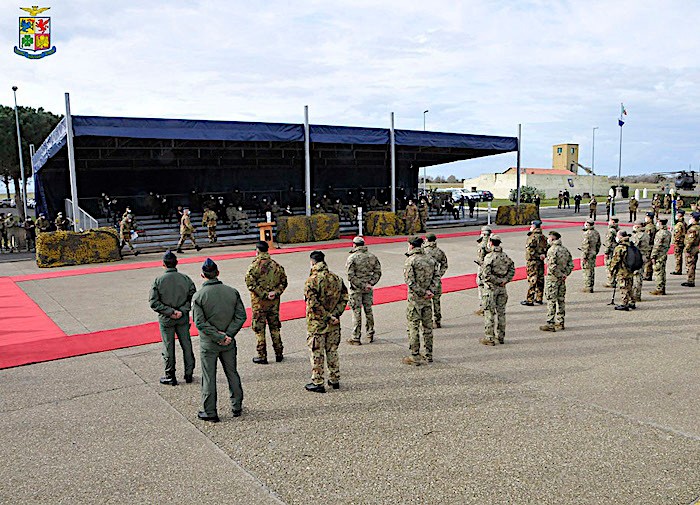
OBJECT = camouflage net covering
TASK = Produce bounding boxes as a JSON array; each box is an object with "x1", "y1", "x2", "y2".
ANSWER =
[
  {"x1": 309, "y1": 213, "x2": 340, "y2": 241},
  {"x1": 365, "y1": 211, "x2": 402, "y2": 236},
  {"x1": 36, "y1": 227, "x2": 121, "y2": 268},
  {"x1": 276, "y1": 216, "x2": 312, "y2": 244},
  {"x1": 495, "y1": 204, "x2": 540, "y2": 225}
]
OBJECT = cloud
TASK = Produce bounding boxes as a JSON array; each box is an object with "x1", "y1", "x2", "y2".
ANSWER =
[{"x1": 1, "y1": 0, "x2": 699, "y2": 180}]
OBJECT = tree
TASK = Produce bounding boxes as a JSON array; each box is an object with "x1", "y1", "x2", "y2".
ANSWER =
[
  {"x1": 509, "y1": 185, "x2": 544, "y2": 203},
  {"x1": 446, "y1": 175, "x2": 457, "y2": 183},
  {"x1": 0, "y1": 105, "x2": 62, "y2": 219}
]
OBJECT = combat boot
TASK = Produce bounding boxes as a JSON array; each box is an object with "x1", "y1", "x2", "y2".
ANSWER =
[
  {"x1": 681, "y1": 282, "x2": 695, "y2": 287},
  {"x1": 252, "y1": 356, "x2": 268, "y2": 365},
  {"x1": 305, "y1": 383, "x2": 326, "y2": 393},
  {"x1": 649, "y1": 289, "x2": 666, "y2": 295},
  {"x1": 520, "y1": 301, "x2": 534, "y2": 306},
  {"x1": 366, "y1": 334, "x2": 374, "y2": 343},
  {"x1": 554, "y1": 323, "x2": 565, "y2": 331},
  {"x1": 479, "y1": 337, "x2": 496, "y2": 346},
  {"x1": 195, "y1": 245, "x2": 202, "y2": 251},
  {"x1": 474, "y1": 308, "x2": 484, "y2": 316},
  {"x1": 346, "y1": 338, "x2": 362, "y2": 346},
  {"x1": 539, "y1": 324, "x2": 556, "y2": 332},
  {"x1": 581, "y1": 288, "x2": 593, "y2": 293},
  {"x1": 628, "y1": 302, "x2": 636, "y2": 310},
  {"x1": 670, "y1": 271, "x2": 683, "y2": 275},
  {"x1": 327, "y1": 380, "x2": 340, "y2": 390},
  {"x1": 434, "y1": 321, "x2": 442, "y2": 328},
  {"x1": 275, "y1": 354, "x2": 284, "y2": 362},
  {"x1": 159, "y1": 374, "x2": 178, "y2": 386},
  {"x1": 614, "y1": 304, "x2": 630, "y2": 311},
  {"x1": 176, "y1": 248, "x2": 184, "y2": 253},
  {"x1": 402, "y1": 355, "x2": 423, "y2": 366}
]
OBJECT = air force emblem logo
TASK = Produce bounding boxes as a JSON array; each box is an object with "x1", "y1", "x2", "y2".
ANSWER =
[{"x1": 15, "y1": 6, "x2": 57, "y2": 59}]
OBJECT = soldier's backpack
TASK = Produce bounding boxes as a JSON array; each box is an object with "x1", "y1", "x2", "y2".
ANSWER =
[
  {"x1": 625, "y1": 244, "x2": 644, "y2": 271},
  {"x1": 561, "y1": 247, "x2": 574, "y2": 277}
]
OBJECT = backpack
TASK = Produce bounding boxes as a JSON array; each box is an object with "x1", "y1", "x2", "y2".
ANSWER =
[{"x1": 625, "y1": 244, "x2": 643, "y2": 271}]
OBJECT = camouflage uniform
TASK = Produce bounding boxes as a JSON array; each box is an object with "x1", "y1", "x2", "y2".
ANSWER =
[
  {"x1": 643, "y1": 220, "x2": 656, "y2": 280},
  {"x1": 0, "y1": 217, "x2": 6, "y2": 252},
  {"x1": 603, "y1": 223, "x2": 619, "y2": 287},
  {"x1": 684, "y1": 223, "x2": 700, "y2": 286},
  {"x1": 202, "y1": 208, "x2": 218, "y2": 243},
  {"x1": 628, "y1": 198, "x2": 638, "y2": 222},
  {"x1": 524, "y1": 228, "x2": 548, "y2": 303},
  {"x1": 589, "y1": 198, "x2": 598, "y2": 220},
  {"x1": 55, "y1": 214, "x2": 68, "y2": 231},
  {"x1": 651, "y1": 196, "x2": 661, "y2": 219},
  {"x1": 423, "y1": 241, "x2": 448, "y2": 326},
  {"x1": 403, "y1": 247, "x2": 440, "y2": 361},
  {"x1": 245, "y1": 252, "x2": 288, "y2": 360},
  {"x1": 304, "y1": 261, "x2": 348, "y2": 386},
  {"x1": 475, "y1": 233, "x2": 491, "y2": 313},
  {"x1": 345, "y1": 245, "x2": 382, "y2": 343},
  {"x1": 481, "y1": 245, "x2": 515, "y2": 344},
  {"x1": 581, "y1": 225, "x2": 601, "y2": 291},
  {"x1": 404, "y1": 203, "x2": 420, "y2": 235},
  {"x1": 119, "y1": 217, "x2": 136, "y2": 253},
  {"x1": 35, "y1": 216, "x2": 50, "y2": 234},
  {"x1": 650, "y1": 225, "x2": 671, "y2": 294},
  {"x1": 673, "y1": 218, "x2": 686, "y2": 274},
  {"x1": 544, "y1": 238, "x2": 574, "y2": 328},
  {"x1": 609, "y1": 236, "x2": 634, "y2": 306},
  {"x1": 232, "y1": 208, "x2": 250, "y2": 234},
  {"x1": 630, "y1": 227, "x2": 650, "y2": 302},
  {"x1": 176, "y1": 212, "x2": 198, "y2": 250},
  {"x1": 418, "y1": 202, "x2": 429, "y2": 232}
]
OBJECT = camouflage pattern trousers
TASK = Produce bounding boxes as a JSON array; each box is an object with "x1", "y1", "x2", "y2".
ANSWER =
[
  {"x1": 544, "y1": 276, "x2": 566, "y2": 325},
  {"x1": 308, "y1": 328, "x2": 340, "y2": 386},
  {"x1": 207, "y1": 225, "x2": 217, "y2": 242},
  {"x1": 119, "y1": 233, "x2": 135, "y2": 252},
  {"x1": 406, "y1": 300, "x2": 433, "y2": 358},
  {"x1": 643, "y1": 256, "x2": 654, "y2": 280},
  {"x1": 582, "y1": 255, "x2": 596, "y2": 289},
  {"x1": 349, "y1": 290, "x2": 374, "y2": 340},
  {"x1": 674, "y1": 245, "x2": 684, "y2": 274},
  {"x1": 632, "y1": 268, "x2": 645, "y2": 302},
  {"x1": 686, "y1": 252, "x2": 698, "y2": 284},
  {"x1": 432, "y1": 280, "x2": 443, "y2": 324},
  {"x1": 252, "y1": 300, "x2": 283, "y2": 359},
  {"x1": 177, "y1": 231, "x2": 197, "y2": 249},
  {"x1": 653, "y1": 257, "x2": 667, "y2": 291},
  {"x1": 605, "y1": 254, "x2": 617, "y2": 287},
  {"x1": 616, "y1": 275, "x2": 633, "y2": 306},
  {"x1": 525, "y1": 260, "x2": 545, "y2": 303},
  {"x1": 482, "y1": 286, "x2": 507, "y2": 342}
]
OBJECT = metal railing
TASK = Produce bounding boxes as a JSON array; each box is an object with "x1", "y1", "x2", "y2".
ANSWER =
[{"x1": 65, "y1": 198, "x2": 99, "y2": 231}]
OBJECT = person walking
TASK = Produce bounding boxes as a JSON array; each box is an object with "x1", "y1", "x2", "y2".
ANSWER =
[{"x1": 176, "y1": 208, "x2": 201, "y2": 253}]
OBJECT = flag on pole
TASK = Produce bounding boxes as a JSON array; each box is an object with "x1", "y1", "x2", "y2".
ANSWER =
[{"x1": 619, "y1": 103, "x2": 627, "y2": 127}]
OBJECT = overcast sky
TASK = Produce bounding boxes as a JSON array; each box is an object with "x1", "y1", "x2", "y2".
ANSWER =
[{"x1": 2, "y1": 0, "x2": 700, "y2": 181}]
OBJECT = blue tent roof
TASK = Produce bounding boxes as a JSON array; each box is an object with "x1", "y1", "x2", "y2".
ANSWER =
[{"x1": 32, "y1": 115, "x2": 518, "y2": 172}]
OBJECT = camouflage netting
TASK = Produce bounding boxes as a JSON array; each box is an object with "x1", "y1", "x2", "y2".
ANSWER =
[
  {"x1": 365, "y1": 211, "x2": 402, "y2": 236},
  {"x1": 496, "y1": 204, "x2": 540, "y2": 225},
  {"x1": 309, "y1": 213, "x2": 340, "y2": 241},
  {"x1": 276, "y1": 216, "x2": 312, "y2": 243},
  {"x1": 36, "y1": 227, "x2": 121, "y2": 268}
]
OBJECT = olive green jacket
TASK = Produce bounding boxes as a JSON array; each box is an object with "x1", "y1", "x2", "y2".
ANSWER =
[
  {"x1": 192, "y1": 279, "x2": 247, "y2": 349},
  {"x1": 149, "y1": 268, "x2": 196, "y2": 327}
]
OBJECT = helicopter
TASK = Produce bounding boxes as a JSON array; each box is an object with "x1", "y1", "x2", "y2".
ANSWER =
[{"x1": 674, "y1": 170, "x2": 697, "y2": 191}]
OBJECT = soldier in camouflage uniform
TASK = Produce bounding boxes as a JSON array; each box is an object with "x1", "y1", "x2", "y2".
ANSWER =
[
  {"x1": 474, "y1": 226, "x2": 492, "y2": 315},
  {"x1": 202, "y1": 206, "x2": 218, "y2": 243},
  {"x1": 480, "y1": 234, "x2": 515, "y2": 346},
  {"x1": 232, "y1": 207, "x2": 251, "y2": 234},
  {"x1": 402, "y1": 236, "x2": 440, "y2": 365},
  {"x1": 345, "y1": 236, "x2": 382, "y2": 345},
  {"x1": 54, "y1": 212, "x2": 68, "y2": 231},
  {"x1": 404, "y1": 200, "x2": 420, "y2": 235},
  {"x1": 589, "y1": 197, "x2": 598, "y2": 220},
  {"x1": 304, "y1": 251, "x2": 348, "y2": 393},
  {"x1": 418, "y1": 199, "x2": 429, "y2": 232},
  {"x1": 649, "y1": 218, "x2": 671, "y2": 295},
  {"x1": 580, "y1": 218, "x2": 601, "y2": 292},
  {"x1": 119, "y1": 216, "x2": 140, "y2": 256},
  {"x1": 681, "y1": 212, "x2": 700, "y2": 287},
  {"x1": 540, "y1": 231, "x2": 574, "y2": 331},
  {"x1": 651, "y1": 195, "x2": 661, "y2": 220},
  {"x1": 35, "y1": 213, "x2": 50, "y2": 234},
  {"x1": 630, "y1": 220, "x2": 650, "y2": 302},
  {"x1": 245, "y1": 241, "x2": 288, "y2": 364},
  {"x1": 0, "y1": 215, "x2": 6, "y2": 253},
  {"x1": 603, "y1": 217, "x2": 620, "y2": 288},
  {"x1": 672, "y1": 209, "x2": 687, "y2": 275},
  {"x1": 423, "y1": 233, "x2": 448, "y2": 328},
  {"x1": 609, "y1": 230, "x2": 635, "y2": 310},
  {"x1": 643, "y1": 212, "x2": 656, "y2": 281},
  {"x1": 176, "y1": 208, "x2": 201, "y2": 253},
  {"x1": 521, "y1": 220, "x2": 547, "y2": 306},
  {"x1": 628, "y1": 197, "x2": 639, "y2": 222}
]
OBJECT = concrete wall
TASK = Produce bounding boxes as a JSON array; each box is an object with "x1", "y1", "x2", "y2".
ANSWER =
[
  {"x1": 463, "y1": 173, "x2": 519, "y2": 199},
  {"x1": 463, "y1": 172, "x2": 612, "y2": 199}
]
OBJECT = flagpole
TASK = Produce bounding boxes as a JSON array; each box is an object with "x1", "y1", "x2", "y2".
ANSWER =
[{"x1": 616, "y1": 102, "x2": 624, "y2": 215}]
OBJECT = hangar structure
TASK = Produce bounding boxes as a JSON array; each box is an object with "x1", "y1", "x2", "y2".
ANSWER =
[{"x1": 32, "y1": 101, "x2": 519, "y2": 225}]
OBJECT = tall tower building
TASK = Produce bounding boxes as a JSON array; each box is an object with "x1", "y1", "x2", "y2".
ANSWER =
[{"x1": 552, "y1": 143, "x2": 579, "y2": 174}]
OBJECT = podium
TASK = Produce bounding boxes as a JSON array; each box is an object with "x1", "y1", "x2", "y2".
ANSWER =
[{"x1": 257, "y1": 221, "x2": 277, "y2": 249}]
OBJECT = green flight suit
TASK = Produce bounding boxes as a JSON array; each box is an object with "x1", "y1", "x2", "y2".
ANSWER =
[
  {"x1": 192, "y1": 279, "x2": 247, "y2": 416},
  {"x1": 149, "y1": 268, "x2": 197, "y2": 378}
]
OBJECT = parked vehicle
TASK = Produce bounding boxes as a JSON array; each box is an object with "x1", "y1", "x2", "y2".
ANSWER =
[
  {"x1": 27, "y1": 198, "x2": 36, "y2": 209},
  {"x1": 477, "y1": 190, "x2": 494, "y2": 202},
  {"x1": 0, "y1": 198, "x2": 16, "y2": 208}
]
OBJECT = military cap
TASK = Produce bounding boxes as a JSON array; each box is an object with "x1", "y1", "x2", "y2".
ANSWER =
[
  {"x1": 646, "y1": 211, "x2": 654, "y2": 218},
  {"x1": 256, "y1": 240, "x2": 269, "y2": 252},
  {"x1": 531, "y1": 220, "x2": 542, "y2": 228},
  {"x1": 408, "y1": 236, "x2": 423, "y2": 247},
  {"x1": 489, "y1": 234, "x2": 502, "y2": 244},
  {"x1": 585, "y1": 218, "x2": 595, "y2": 225},
  {"x1": 549, "y1": 230, "x2": 561, "y2": 239},
  {"x1": 677, "y1": 209, "x2": 686, "y2": 215},
  {"x1": 163, "y1": 250, "x2": 177, "y2": 262},
  {"x1": 692, "y1": 211, "x2": 700, "y2": 221},
  {"x1": 310, "y1": 250, "x2": 325, "y2": 262},
  {"x1": 618, "y1": 230, "x2": 629, "y2": 237},
  {"x1": 610, "y1": 216, "x2": 619, "y2": 222},
  {"x1": 352, "y1": 236, "x2": 364, "y2": 244},
  {"x1": 426, "y1": 233, "x2": 437, "y2": 242},
  {"x1": 201, "y1": 258, "x2": 218, "y2": 273},
  {"x1": 481, "y1": 226, "x2": 492, "y2": 233},
  {"x1": 658, "y1": 218, "x2": 668, "y2": 224}
]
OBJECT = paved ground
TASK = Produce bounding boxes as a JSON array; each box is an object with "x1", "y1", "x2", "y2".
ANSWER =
[{"x1": 1, "y1": 211, "x2": 699, "y2": 504}]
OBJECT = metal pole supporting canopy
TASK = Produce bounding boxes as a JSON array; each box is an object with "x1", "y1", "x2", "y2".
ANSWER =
[
  {"x1": 304, "y1": 105, "x2": 311, "y2": 217},
  {"x1": 65, "y1": 93, "x2": 80, "y2": 231},
  {"x1": 390, "y1": 112, "x2": 396, "y2": 213}
]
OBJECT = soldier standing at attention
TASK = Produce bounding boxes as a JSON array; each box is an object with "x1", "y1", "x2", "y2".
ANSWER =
[
  {"x1": 589, "y1": 196, "x2": 598, "y2": 220},
  {"x1": 176, "y1": 208, "x2": 201, "y2": 253},
  {"x1": 345, "y1": 236, "x2": 382, "y2": 345},
  {"x1": 651, "y1": 195, "x2": 661, "y2": 220},
  {"x1": 402, "y1": 236, "x2": 440, "y2": 365},
  {"x1": 474, "y1": 226, "x2": 492, "y2": 316},
  {"x1": 55, "y1": 212, "x2": 68, "y2": 231},
  {"x1": 192, "y1": 259, "x2": 247, "y2": 422},
  {"x1": 672, "y1": 209, "x2": 687, "y2": 275},
  {"x1": 418, "y1": 199, "x2": 429, "y2": 232},
  {"x1": 521, "y1": 220, "x2": 547, "y2": 306},
  {"x1": 404, "y1": 199, "x2": 420, "y2": 235},
  {"x1": 245, "y1": 241, "x2": 288, "y2": 364},
  {"x1": 630, "y1": 220, "x2": 651, "y2": 303},
  {"x1": 628, "y1": 196, "x2": 639, "y2": 222},
  {"x1": 35, "y1": 213, "x2": 50, "y2": 234},
  {"x1": 681, "y1": 212, "x2": 700, "y2": 287},
  {"x1": 609, "y1": 230, "x2": 635, "y2": 310},
  {"x1": 605, "y1": 196, "x2": 612, "y2": 221},
  {"x1": 23, "y1": 217, "x2": 36, "y2": 252},
  {"x1": 423, "y1": 233, "x2": 448, "y2": 328},
  {"x1": 0, "y1": 215, "x2": 7, "y2": 253},
  {"x1": 643, "y1": 212, "x2": 657, "y2": 281},
  {"x1": 480, "y1": 234, "x2": 515, "y2": 346},
  {"x1": 540, "y1": 231, "x2": 574, "y2": 332},
  {"x1": 603, "y1": 217, "x2": 620, "y2": 288},
  {"x1": 232, "y1": 207, "x2": 251, "y2": 234},
  {"x1": 304, "y1": 250, "x2": 349, "y2": 393},
  {"x1": 649, "y1": 218, "x2": 672, "y2": 295},
  {"x1": 202, "y1": 206, "x2": 218, "y2": 243},
  {"x1": 580, "y1": 218, "x2": 601, "y2": 292},
  {"x1": 119, "y1": 216, "x2": 140, "y2": 256},
  {"x1": 149, "y1": 251, "x2": 196, "y2": 386}
]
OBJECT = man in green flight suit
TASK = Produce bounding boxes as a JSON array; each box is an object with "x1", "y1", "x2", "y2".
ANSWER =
[
  {"x1": 192, "y1": 258, "x2": 247, "y2": 422},
  {"x1": 149, "y1": 251, "x2": 196, "y2": 385}
]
